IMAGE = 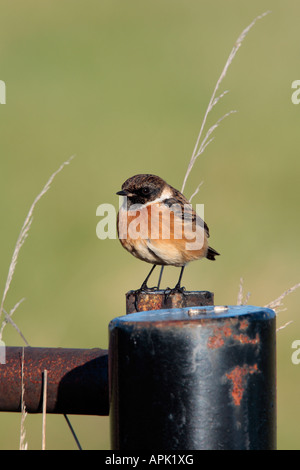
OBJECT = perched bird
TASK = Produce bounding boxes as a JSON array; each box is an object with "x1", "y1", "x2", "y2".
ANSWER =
[{"x1": 116, "y1": 174, "x2": 219, "y2": 290}]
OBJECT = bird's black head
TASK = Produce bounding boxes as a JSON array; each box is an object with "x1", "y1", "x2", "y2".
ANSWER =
[{"x1": 117, "y1": 174, "x2": 167, "y2": 205}]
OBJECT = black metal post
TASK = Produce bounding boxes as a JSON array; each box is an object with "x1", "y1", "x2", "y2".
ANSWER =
[{"x1": 109, "y1": 304, "x2": 276, "y2": 450}]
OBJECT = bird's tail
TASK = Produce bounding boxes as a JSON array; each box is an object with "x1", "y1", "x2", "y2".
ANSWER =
[{"x1": 206, "y1": 246, "x2": 220, "y2": 261}]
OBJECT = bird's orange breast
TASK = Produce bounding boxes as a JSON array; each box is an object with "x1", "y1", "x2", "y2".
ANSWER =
[{"x1": 117, "y1": 202, "x2": 208, "y2": 266}]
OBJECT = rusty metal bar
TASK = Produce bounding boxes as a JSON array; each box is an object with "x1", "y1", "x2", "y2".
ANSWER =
[
  {"x1": 109, "y1": 304, "x2": 276, "y2": 450},
  {"x1": 126, "y1": 289, "x2": 214, "y2": 314},
  {"x1": 0, "y1": 291, "x2": 212, "y2": 418},
  {"x1": 0, "y1": 347, "x2": 108, "y2": 415}
]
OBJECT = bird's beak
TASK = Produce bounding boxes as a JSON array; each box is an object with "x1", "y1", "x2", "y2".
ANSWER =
[{"x1": 116, "y1": 190, "x2": 133, "y2": 197}]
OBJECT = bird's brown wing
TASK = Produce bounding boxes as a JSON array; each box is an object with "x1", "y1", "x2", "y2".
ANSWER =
[{"x1": 162, "y1": 191, "x2": 210, "y2": 238}]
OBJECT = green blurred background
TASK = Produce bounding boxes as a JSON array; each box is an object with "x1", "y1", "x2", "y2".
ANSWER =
[{"x1": 0, "y1": 0, "x2": 299, "y2": 450}]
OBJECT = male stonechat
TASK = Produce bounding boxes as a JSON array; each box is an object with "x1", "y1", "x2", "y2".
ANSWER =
[{"x1": 117, "y1": 174, "x2": 219, "y2": 290}]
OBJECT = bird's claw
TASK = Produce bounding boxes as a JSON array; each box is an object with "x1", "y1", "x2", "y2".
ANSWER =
[
  {"x1": 163, "y1": 285, "x2": 186, "y2": 301},
  {"x1": 138, "y1": 283, "x2": 159, "y2": 293}
]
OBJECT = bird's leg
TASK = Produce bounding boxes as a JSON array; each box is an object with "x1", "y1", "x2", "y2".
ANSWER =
[
  {"x1": 163, "y1": 266, "x2": 186, "y2": 301},
  {"x1": 140, "y1": 264, "x2": 157, "y2": 291},
  {"x1": 157, "y1": 266, "x2": 164, "y2": 290},
  {"x1": 174, "y1": 266, "x2": 185, "y2": 291},
  {"x1": 133, "y1": 265, "x2": 159, "y2": 311}
]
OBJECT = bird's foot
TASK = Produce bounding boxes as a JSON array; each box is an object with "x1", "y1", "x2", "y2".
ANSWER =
[
  {"x1": 173, "y1": 283, "x2": 186, "y2": 294},
  {"x1": 163, "y1": 285, "x2": 186, "y2": 301},
  {"x1": 132, "y1": 284, "x2": 159, "y2": 303},
  {"x1": 138, "y1": 282, "x2": 159, "y2": 293},
  {"x1": 132, "y1": 284, "x2": 159, "y2": 312}
]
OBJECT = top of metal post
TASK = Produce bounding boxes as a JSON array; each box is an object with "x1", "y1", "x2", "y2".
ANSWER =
[{"x1": 112, "y1": 304, "x2": 276, "y2": 326}]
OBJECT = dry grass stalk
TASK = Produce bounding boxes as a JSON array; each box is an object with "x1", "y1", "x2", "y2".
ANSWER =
[
  {"x1": 181, "y1": 11, "x2": 271, "y2": 198},
  {"x1": 0, "y1": 156, "x2": 81, "y2": 450},
  {"x1": 0, "y1": 301, "x2": 29, "y2": 346},
  {"x1": 42, "y1": 369, "x2": 48, "y2": 450},
  {"x1": 276, "y1": 321, "x2": 294, "y2": 333},
  {"x1": 0, "y1": 157, "x2": 76, "y2": 449},
  {"x1": 237, "y1": 279, "x2": 300, "y2": 332},
  {"x1": 237, "y1": 277, "x2": 244, "y2": 306},
  {"x1": 0, "y1": 156, "x2": 74, "y2": 342},
  {"x1": 237, "y1": 277, "x2": 251, "y2": 306},
  {"x1": 189, "y1": 181, "x2": 203, "y2": 203},
  {"x1": 19, "y1": 347, "x2": 28, "y2": 450},
  {"x1": 264, "y1": 282, "x2": 300, "y2": 314},
  {"x1": 265, "y1": 283, "x2": 300, "y2": 332}
]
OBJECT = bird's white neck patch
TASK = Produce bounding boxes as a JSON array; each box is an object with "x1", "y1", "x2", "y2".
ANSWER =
[
  {"x1": 118, "y1": 186, "x2": 174, "y2": 212},
  {"x1": 143, "y1": 186, "x2": 173, "y2": 208}
]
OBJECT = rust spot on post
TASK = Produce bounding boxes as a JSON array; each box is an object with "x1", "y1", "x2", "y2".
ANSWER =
[
  {"x1": 239, "y1": 319, "x2": 249, "y2": 330},
  {"x1": 233, "y1": 333, "x2": 260, "y2": 345},
  {"x1": 207, "y1": 323, "x2": 233, "y2": 349},
  {"x1": 225, "y1": 364, "x2": 259, "y2": 406},
  {"x1": 207, "y1": 320, "x2": 260, "y2": 349},
  {"x1": 207, "y1": 333, "x2": 225, "y2": 349}
]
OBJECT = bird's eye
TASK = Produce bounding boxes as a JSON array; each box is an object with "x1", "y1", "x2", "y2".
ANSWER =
[{"x1": 141, "y1": 187, "x2": 150, "y2": 195}]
